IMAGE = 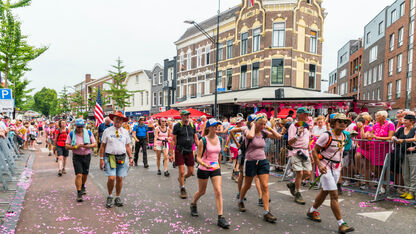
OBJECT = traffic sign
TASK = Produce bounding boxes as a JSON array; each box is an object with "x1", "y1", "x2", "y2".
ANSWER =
[
  {"x1": 0, "y1": 99, "x2": 14, "y2": 112},
  {"x1": 0, "y1": 89, "x2": 12, "y2": 99},
  {"x1": 217, "y1": 88, "x2": 226, "y2": 92}
]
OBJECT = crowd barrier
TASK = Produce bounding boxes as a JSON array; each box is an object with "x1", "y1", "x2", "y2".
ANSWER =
[{"x1": 0, "y1": 135, "x2": 23, "y2": 191}]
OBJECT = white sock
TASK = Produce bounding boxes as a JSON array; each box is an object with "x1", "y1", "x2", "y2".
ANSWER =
[
  {"x1": 309, "y1": 207, "x2": 317, "y2": 213},
  {"x1": 115, "y1": 196, "x2": 120, "y2": 199},
  {"x1": 108, "y1": 195, "x2": 113, "y2": 198},
  {"x1": 337, "y1": 219, "x2": 345, "y2": 226}
]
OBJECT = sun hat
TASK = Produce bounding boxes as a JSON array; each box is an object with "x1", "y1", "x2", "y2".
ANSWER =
[
  {"x1": 330, "y1": 113, "x2": 352, "y2": 125},
  {"x1": 109, "y1": 111, "x2": 129, "y2": 122}
]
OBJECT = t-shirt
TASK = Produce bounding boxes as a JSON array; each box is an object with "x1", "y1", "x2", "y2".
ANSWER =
[
  {"x1": 198, "y1": 137, "x2": 221, "y2": 171},
  {"x1": 244, "y1": 129, "x2": 266, "y2": 161},
  {"x1": 65, "y1": 131, "x2": 96, "y2": 155},
  {"x1": 288, "y1": 121, "x2": 310, "y2": 157},
  {"x1": 316, "y1": 131, "x2": 344, "y2": 170},
  {"x1": 173, "y1": 122, "x2": 196, "y2": 150},
  {"x1": 55, "y1": 129, "x2": 68, "y2": 147},
  {"x1": 222, "y1": 122, "x2": 230, "y2": 130},
  {"x1": 0, "y1": 121, "x2": 7, "y2": 130},
  {"x1": 312, "y1": 126, "x2": 327, "y2": 136},
  {"x1": 101, "y1": 126, "x2": 132, "y2": 155},
  {"x1": 135, "y1": 124, "x2": 148, "y2": 137},
  {"x1": 394, "y1": 127, "x2": 416, "y2": 153}
]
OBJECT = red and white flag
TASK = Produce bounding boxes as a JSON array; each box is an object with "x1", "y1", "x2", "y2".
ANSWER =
[
  {"x1": 251, "y1": 0, "x2": 254, "y2": 6},
  {"x1": 94, "y1": 88, "x2": 104, "y2": 127}
]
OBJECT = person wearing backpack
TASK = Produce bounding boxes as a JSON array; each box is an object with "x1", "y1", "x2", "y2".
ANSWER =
[
  {"x1": 65, "y1": 119, "x2": 97, "y2": 202},
  {"x1": 309, "y1": 113, "x2": 354, "y2": 234},
  {"x1": 237, "y1": 113, "x2": 282, "y2": 223},
  {"x1": 55, "y1": 120, "x2": 69, "y2": 176},
  {"x1": 132, "y1": 116, "x2": 149, "y2": 168},
  {"x1": 190, "y1": 118, "x2": 230, "y2": 229}
]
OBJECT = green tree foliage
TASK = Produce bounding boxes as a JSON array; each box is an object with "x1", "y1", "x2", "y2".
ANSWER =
[
  {"x1": 87, "y1": 87, "x2": 109, "y2": 112},
  {"x1": 33, "y1": 87, "x2": 58, "y2": 117},
  {"x1": 57, "y1": 86, "x2": 71, "y2": 114},
  {"x1": 106, "y1": 57, "x2": 133, "y2": 110},
  {"x1": 70, "y1": 90, "x2": 83, "y2": 114}
]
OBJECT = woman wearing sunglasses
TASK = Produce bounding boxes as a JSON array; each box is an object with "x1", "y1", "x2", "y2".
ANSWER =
[{"x1": 154, "y1": 118, "x2": 171, "y2": 176}]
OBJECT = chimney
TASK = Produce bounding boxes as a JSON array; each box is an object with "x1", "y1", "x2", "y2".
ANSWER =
[{"x1": 85, "y1": 74, "x2": 92, "y2": 83}]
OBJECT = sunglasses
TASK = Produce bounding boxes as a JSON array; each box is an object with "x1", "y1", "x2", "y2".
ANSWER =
[
  {"x1": 335, "y1": 120, "x2": 349, "y2": 124},
  {"x1": 115, "y1": 129, "x2": 120, "y2": 138}
]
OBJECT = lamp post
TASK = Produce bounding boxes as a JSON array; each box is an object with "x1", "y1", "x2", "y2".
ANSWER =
[{"x1": 184, "y1": 0, "x2": 220, "y2": 119}]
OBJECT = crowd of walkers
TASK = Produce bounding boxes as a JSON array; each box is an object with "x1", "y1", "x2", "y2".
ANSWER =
[{"x1": 3, "y1": 107, "x2": 416, "y2": 233}]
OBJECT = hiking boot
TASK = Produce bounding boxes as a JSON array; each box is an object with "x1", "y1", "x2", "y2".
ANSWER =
[
  {"x1": 190, "y1": 203, "x2": 198, "y2": 217},
  {"x1": 106, "y1": 196, "x2": 113, "y2": 208},
  {"x1": 258, "y1": 198, "x2": 264, "y2": 207},
  {"x1": 337, "y1": 183, "x2": 343, "y2": 195},
  {"x1": 62, "y1": 168, "x2": 67, "y2": 174},
  {"x1": 400, "y1": 192, "x2": 409, "y2": 198},
  {"x1": 295, "y1": 192, "x2": 306, "y2": 205},
  {"x1": 180, "y1": 188, "x2": 187, "y2": 199},
  {"x1": 81, "y1": 187, "x2": 86, "y2": 195},
  {"x1": 338, "y1": 222, "x2": 354, "y2": 234},
  {"x1": 287, "y1": 182, "x2": 296, "y2": 197},
  {"x1": 144, "y1": 164, "x2": 149, "y2": 168},
  {"x1": 238, "y1": 201, "x2": 246, "y2": 212},
  {"x1": 55, "y1": 158, "x2": 58, "y2": 163},
  {"x1": 58, "y1": 170, "x2": 62, "y2": 177},
  {"x1": 217, "y1": 216, "x2": 230, "y2": 229},
  {"x1": 405, "y1": 193, "x2": 415, "y2": 200},
  {"x1": 76, "y1": 192, "x2": 83, "y2": 202},
  {"x1": 307, "y1": 210, "x2": 321, "y2": 222},
  {"x1": 263, "y1": 212, "x2": 277, "y2": 223},
  {"x1": 164, "y1": 171, "x2": 170, "y2": 177},
  {"x1": 114, "y1": 197, "x2": 124, "y2": 207},
  {"x1": 157, "y1": 170, "x2": 161, "y2": 175}
]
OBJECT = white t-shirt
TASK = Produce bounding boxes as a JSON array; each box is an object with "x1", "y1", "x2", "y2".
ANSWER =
[
  {"x1": 102, "y1": 126, "x2": 132, "y2": 155},
  {"x1": 0, "y1": 121, "x2": 7, "y2": 130},
  {"x1": 312, "y1": 125, "x2": 327, "y2": 136}
]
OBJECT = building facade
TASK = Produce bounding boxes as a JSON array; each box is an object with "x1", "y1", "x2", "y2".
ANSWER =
[
  {"x1": 124, "y1": 70, "x2": 152, "y2": 118},
  {"x1": 85, "y1": 75, "x2": 114, "y2": 117},
  {"x1": 348, "y1": 40, "x2": 363, "y2": 99},
  {"x1": 336, "y1": 40, "x2": 357, "y2": 97},
  {"x1": 174, "y1": 0, "x2": 325, "y2": 113},
  {"x1": 150, "y1": 64, "x2": 165, "y2": 115},
  {"x1": 328, "y1": 69, "x2": 337, "y2": 94},
  {"x1": 163, "y1": 57, "x2": 177, "y2": 110}
]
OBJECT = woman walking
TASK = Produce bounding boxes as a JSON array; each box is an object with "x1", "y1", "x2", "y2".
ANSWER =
[
  {"x1": 55, "y1": 120, "x2": 69, "y2": 176},
  {"x1": 154, "y1": 118, "x2": 171, "y2": 176},
  {"x1": 190, "y1": 119, "x2": 230, "y2": 229}
]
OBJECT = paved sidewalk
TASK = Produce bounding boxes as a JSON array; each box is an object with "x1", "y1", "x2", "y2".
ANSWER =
[{"x1": 15, "y1": 144, "x2": 128, "y2": 233}]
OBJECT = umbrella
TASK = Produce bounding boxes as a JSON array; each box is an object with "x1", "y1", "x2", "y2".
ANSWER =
[
  {"x1": 185, "y1": 108, "x2": 213, "y2": 118},
  {"x1": 150, "y1": 109, "x2": 181, "y2": 119}
]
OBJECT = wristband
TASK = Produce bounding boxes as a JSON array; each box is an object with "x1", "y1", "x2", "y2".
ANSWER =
[{"x1": 75, "y1": 145, "x2": 78, "y2": 149}]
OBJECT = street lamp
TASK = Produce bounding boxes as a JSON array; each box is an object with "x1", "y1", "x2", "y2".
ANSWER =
[{"x1": 184, "y1": 0, "x2": 220, "y2": 119}]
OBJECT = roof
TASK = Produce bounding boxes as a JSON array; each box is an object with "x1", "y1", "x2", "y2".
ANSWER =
[
  {"x1": 171, "y1": 87, "x2": 346, "y2": 108},
  {"x1": 144, "y1": 70, "x2": 152, "y2": 79},
  {"x1": 176, "y1": 6, "x2": 240, "y2": 43}
]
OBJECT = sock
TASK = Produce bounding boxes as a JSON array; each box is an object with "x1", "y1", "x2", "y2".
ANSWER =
[
  {"x1": 309, "y1": 207, "x2": 317, "y2": 213},
  {"x1": 264, "y1": 210, "x2": 269, "y2": 215},
  {"x1": 218, "y1": 215, "x2": 223, "y2": 219},
  {"x1": 108, "y1": 195, "x2": 113, "y2": 198},
  {"x1": 115, "y1": 196, "x2": 120, "y2": 199},
  {"x1": 239, "y1": 199, "x2": 244, "y2": 203},
  {"x1": 81, "y1": 184, "x2": 85, "y2": 189},
  {"x1": 337, "y1": 219, "x2": 345, "y2": 226},
  {"x1": 180, "y1": 186, "x2": 185, "y2": 189}
]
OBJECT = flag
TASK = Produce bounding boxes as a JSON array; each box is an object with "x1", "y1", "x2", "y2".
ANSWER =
[
  {"x1": 251, "y1": 0, "x2": 254, "y2": 6},
  {"x1": 94, "y1": 87, "x2": 104, "y2": 127}
]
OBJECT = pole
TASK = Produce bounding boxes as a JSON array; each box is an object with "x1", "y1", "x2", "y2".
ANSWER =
[{"x1": 214, "y1": 0, "x2": 220, "y2": 119}]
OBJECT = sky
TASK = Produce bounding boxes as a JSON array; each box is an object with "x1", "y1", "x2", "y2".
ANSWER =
[{"x1": 13, "y1": 0, "x2": 394, "y2": 94}]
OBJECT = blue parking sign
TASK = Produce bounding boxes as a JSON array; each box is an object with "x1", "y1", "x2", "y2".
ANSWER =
[{"x1": 0, "y1": 89, "x2": 12, "y2": 99}]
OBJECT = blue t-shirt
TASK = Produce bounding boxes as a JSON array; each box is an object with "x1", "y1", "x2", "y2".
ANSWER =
[
  {"x1": 98, "y1": 123, "x2": 113, "y2": 139},
  {"x1": 343, "y1": 130, "x2": 352, "y2": 151},
  {"x1": 135, "y1": 124, "x2": 148, "y2": 137}
]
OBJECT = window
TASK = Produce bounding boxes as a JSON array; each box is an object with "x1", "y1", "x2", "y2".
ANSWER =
[
  {"x1": 389, "y1": 58, "x2": 394, "y2": 76},
  {"x1": 197, "y1": 49, "x2": 202, "y2": 67},
  {"x1": 164, "y1": 90, "x2": 168, "y2": 106},
  {"x1": 271, "y1": 59, "x2": 284, "y2": 85},
  {"x1": 309, "y1": 64, "x2": 316, "y2": 89},
  {"x1": 389, "y1": 33, "x2": 395, "y2": 51},
  {"x1": 412, "y1": 0, "x2": 416, "y2": 17},
  {"x1": 373, "y1": 67, "x2": 377, "y2": 83},
  {"x1": 226, "y1": 40, "x2": 233, "y2": 59},
  {"x1": 397, "y1": 54, "x2": 403, "y2": 73},
  {"x1": 180, "y1": 54, "x2": 184, "y2": 71},
  {"x1": 159, "y1": 91, "x2": 163, "y2": 106},
  {"x1": 377, "y1": 88, "x2": 381, "y2": 101},
  {"x1": 218, "y1": 43, "x2": 223, "y2": 61},
  {"x1": 252, "y1": 28, "x2": 261, "y2": 52},
  {"x1": 252, "y1": 62, "x2": 259, "y2": 88},
  {"x1": 369, "y1": 46, "x2": 378, "y2": 63},
  {"x1": 273, "y1": 22, "x2": 285, "y2": 47},
  {"x1": 217, "y1": 71, "x2": 223, "y2": 89},
  {"x1": 368, "y1": 92, "x2": 370, "y2": 100},
  {"x1": 396, "y1": 80, "x2": 401, "y2": 98},
  {"x1": 410, "y1": 20, "x2": 415, "y2": 46},
  {"x1": 159, "y1": 72, "x2": 163, "y2": 84},
  {"x1": 135, "y1": 75, "x2": 139, "y2": 84},
  {"x1": 400, "y1": 2, "x2": 405, "y2": 17},
  {"x1": 364, "y1": 72, "x2": 367, "y2": 86},
  {"x1": 187, "y1": 51, "x2": 192, "y2": 70},
  {"x1": 368, "y1": 69, "x2": 372, "y2": 85},
  {"x1": 241, "y1": 32, "x2": 248, "y2": 55},
  {"x1": 340, "y1": 69, "x2": 346, "y2": 78},
  {"x1": 141, "y1": 92, "x2": 144, "y2": 105},
  {"x1": 146, "y1": 91, "x2": 148, "y2": 105},
  {"x1": 240, "y1": 65, "x2": 247, "y2": 89},
  {"x1": 206, "y1": 45, "x2": 211, "y2": 64},
  {"x1": 153, "y1": 92, "x2": 157, "y2": 106},
  {"x1": 363, "y1": 93, "x2": 366, "y2": 100},
  {"x1": 226, "y1": 68, "x2": 232, "y2": 91},
  {"x1": 372, "y1": 90, "x2": 375, "y2": 100},
  {"x1": 387, "y1": 82, "x2": 392, "y2": 100},
  {"x1": 340, "y1": 53, "x2": 348, "y2": 64},
  {"x1": 340, "y1": 83, "x2": 345, "y2": 95},
  {"x1": 153, "y1": 73, "x2": 157, "y2": 85},
  {"x1": 197, "y1": 82, "x2": 203, "y2": 96},
  {"x1": 398, "y1": 27, "x2": 404, "y2": 47},
  {"x1": 391, "y1": 9, "x2": 397, "y2": 24},
  {"x1": 378, "y1": 64, "x2": 383, "y2": 81},
  {"x1": 378, "y1": 21, "x2": 384, "y2": 35},
  {"x1": 367, "y1": 32, "x2": 371, "y2": 44},
  {"x1": 310, "y1": 31, "x2": 317, "y2": 54}
]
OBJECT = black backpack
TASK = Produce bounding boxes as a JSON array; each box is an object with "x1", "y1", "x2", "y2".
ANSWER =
[{"x1": 239, "y1": 131, "x2": 267, "y2": 159}]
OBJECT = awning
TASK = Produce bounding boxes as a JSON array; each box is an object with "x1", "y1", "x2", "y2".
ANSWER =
[
  {"x1": 186, "y1": 108, "x2": 212, "y2": 118},
  {"x1": 150, "y1": 109, "x2": 181, "y2": 119}
]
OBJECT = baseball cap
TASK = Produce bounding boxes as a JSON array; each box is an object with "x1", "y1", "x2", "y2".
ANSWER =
[
  {"x1": 75, "y1": 119, "x2": 85, "y2": 127},
  {"x1": 296, "y1": 107, "x2": 311, "y2": 114},
  {"x1": 236, "y1": 117, "x2": 244, "y2": 123},
  {"x1": 180, "y1": 110, "x2": 191, "y2": 115},
  {"x1": 206, "y1": 118, "x2": 222, "y2": 128}
]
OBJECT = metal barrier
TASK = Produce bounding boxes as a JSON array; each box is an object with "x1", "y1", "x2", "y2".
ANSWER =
[{"x1": 0, "y1": 136, "x2": 22, "y2": 191}]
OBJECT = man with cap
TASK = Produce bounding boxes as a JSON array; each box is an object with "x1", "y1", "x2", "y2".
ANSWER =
[
  {"x1": 169, "y1": 110, "x2": 199, "y2": 199},
  {"x1": 287, "y1": 107, "x2": 313, "y2": 205},
  {"x1": 100, "y1": 111, "x2": 133, "y2": 208},
  {"x1": 309, "y1": 113, "x2": 354, "y2": 234},
  {"x1": 132, "y1": 116, "x2": 150, "y2": 167},
  {"x1": 65, "y1": 119, "x2": 97, "y2": 202}
]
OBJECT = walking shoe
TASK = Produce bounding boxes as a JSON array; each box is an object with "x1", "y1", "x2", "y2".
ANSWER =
[
  {"x1": 76, "y1": 192, "x2": 83, "y2": 202},
  {"x1": 238, "y1": 201, "x2": 246, "y2": 212},
  {"x1": 164, "y1": 171, "x2": 170, "y2": 177},
  {"x1": 106, "y1": 196, "x2": 113, "y2": 208},
  {"x1": 190, "y1": 203, "x2": 198, "y2": 217},
  {"x1": 48, "y1": 152, "x2": 52, "y2": 156},
  {"x1": 134, "y1": 163, "x2": 138, "y2": 167},
  {"x1": 258, "y1": 198, "x2": 264, "y2": 207},
  {"x1": 338, "y1": 222, "x2": 354, "y2": 234},
  {"x1": 172, "y1": 162, "x2": 176, "y2": 168},
  {"x1": 180, "y1": 188, "x2": 187, "y2": 199},
  {"x1": 400, "y1": 192, "x2": 409, "y2": 198},
  {"x1": 62, "y1": 168, "x2": 67, "y2": 174},
  {"x1": 263, "y1": 211, "x2": 277, "y2": 223},
  {"x1": 55, "y1": 158, "x2": 58, "y2": 163},
  {"x1": 294, "y1": 192, "x2": 306, "y2": 205},
  {"x1": 157, "y1": 170, "x2": 162, "y2": 175},
  {"x1": 287, "y1": 182, "x2": 296, "y2": 197},
  {"x1": 58, "y1": 170, "x2": 62, "y2": 177},
  {"x1": 307, "y1": 211, "x2": 321, "y2": 222},
  {"x1": 380, "y1": 187, "x2": 386, "y2": 194},
  {"x1": 236, "y1": 193, "x2": 246, "y2": 201},
  {"x1": 81, "y1": 187, "x2": 86, "y2": 195},
  {"x1": 144, "y1": 164, "x2": 149, "y2": 168},
  {"x1": 337, "y1": 183, "x2": 343, "y2": 195},
  {"x1": 114, "y1": 197, "x2": 124, "y2": 207},
  {"x1": 405, "y1": 193, "x2": 415, "y2": 200},
  {"x1": 217, "y1": 216, "x2": 230, "y2": 229}
]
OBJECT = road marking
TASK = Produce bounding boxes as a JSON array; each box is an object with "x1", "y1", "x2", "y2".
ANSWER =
[
  {"x1": 357, "y1": 211, "x2": 393, "y2": 222},
  {"x1": 311, "y1": 199, "x2": 344, "y2": 207},
  {"x1": 277, "y1": 189, "x2": 305, "y2": 196}
]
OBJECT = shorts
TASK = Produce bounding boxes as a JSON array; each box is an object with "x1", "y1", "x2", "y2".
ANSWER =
[
  {"x1": 244, "y1": 159, "x2": 270, "y2": 177},
  {"x1": 342, "y1": 150, "x2": 352, "y2": 166},
  {"x1": 230, "y1": 147, "x2": 238, "y2": 160},
  {"x1": 56, "y1": 146, "x2": 69, "y2": 157},
  {"x1": 319, "y1": 169, "x2": 341, "y2": 191},
  {"x1": 174, "y1": 149, "x2": 195, "y2": 167},
  {"x1": 155, "y1": 144, "x2": 168, "y2": 151},
  {"x1": 104, "y1": 156, "x2": 129, "y2": 177},
  {"x1": 38, "y1": 127, "x2": 43, "y2": 131},
  {"x1": 291, "y1": 154, "x2": 312, "y2": 172},
  {"x1": 197, "y1": 168, "x2": 221, "y2": 179},
  {"x1": 73, "y1": 154, "x2": 91, "y2": 175},
  {"x1": 47, "y1": 138, "x2": 54, "y2": 144}
]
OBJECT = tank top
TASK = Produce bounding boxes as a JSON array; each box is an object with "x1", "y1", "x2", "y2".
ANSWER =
[
  {"x1": 198, "y1": 136, "x2": 221, "y2": 171},
  {"x1": 156, "y1": 127, "x2": 169, "y2": 146}
]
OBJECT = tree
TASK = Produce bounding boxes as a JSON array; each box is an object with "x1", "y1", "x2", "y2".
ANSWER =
[
  {"x1": 105, "y1": 57, "x2": 135, "y2": 110},
  {"x1": 70, "y1": 90, "x2": 83, "y2": 115},
  {"x1": 33, "y1": 87, "x2": 58, "y2": 117},
  {"x1": 57, "y1": 86, "x2": 71, "y2": 114},
  {"x1": 87, "y1": 87, "x2": 109, "y2": 112}
]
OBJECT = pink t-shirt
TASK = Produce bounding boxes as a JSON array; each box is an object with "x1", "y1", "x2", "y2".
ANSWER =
[
  {"x1": 244, "y1": 129, "x2": 266, "y2": 161},
  {"x1": 198, "y1": 137, "x2": 221, "y2": 171},
  {"x1": 316, "y1": 131, "x2": 344, "y2": 170},
  {"x1": 288, "y1": 121, "x2": 311, "y2": 157},
  {"x1": 65, "y1": 131, "x2": 96, "y2": 155},
  {"x1": 373, "y1": 121, "x2": 395, "y2": 137}
]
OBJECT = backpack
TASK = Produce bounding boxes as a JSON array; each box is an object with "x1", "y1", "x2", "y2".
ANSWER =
[
  {"x1": 240, "y1": 131, "x2": 267, "y2": 159},
  {"x1": 195, "y1": 136, "x2": 223, "y2": 166},
  {"x1": 318, "y1": 131, "x2": 347, "y2": 153}
]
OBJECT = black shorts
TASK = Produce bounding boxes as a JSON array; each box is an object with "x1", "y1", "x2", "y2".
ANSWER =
[
  {"x1": 244, "y1": 159, "x2": 270, "y2": 177},
  {"x1": 238, "y1": 155, "x2": 245, "y2": 172},
  {"x1": 197, "y1": 168, "x2": 221, "y2": 179},
  {"x1": 56, "y1": 146, "x2": 69, "y2": 157},
  {"x1": 73, "y1": 154, "x2": 92, "y2": 175}
]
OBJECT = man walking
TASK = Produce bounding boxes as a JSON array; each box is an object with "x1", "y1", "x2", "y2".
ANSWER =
[
  {"x1": 169, "y1": 110, "x2": 199, "y2": 199},
  {"x1": 65, "y1": 119, "x2": 97, "y2": 202},
  {"x1": 100, "y1": 111, "x2": 133, "y2": 208},
  {"x1": 132, "y1": 116, "x2": 149, "y2": 168}
]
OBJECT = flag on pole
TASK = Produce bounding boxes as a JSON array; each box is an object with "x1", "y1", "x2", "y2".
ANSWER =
[
  {"x1": 94, "y1": 88, "x2": 104, "y2": 127},
  {"x1": 251, "y1": 0, "x2": 254, "y2": 6}
]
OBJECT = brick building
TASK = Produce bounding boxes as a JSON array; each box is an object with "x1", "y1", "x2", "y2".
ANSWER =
[
  {"x1": 348, "y1": 40, "x2": 363, "y2": 99},
  {"x1": 327, "y1": 69, "x2": 337, "y2": 94}
]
